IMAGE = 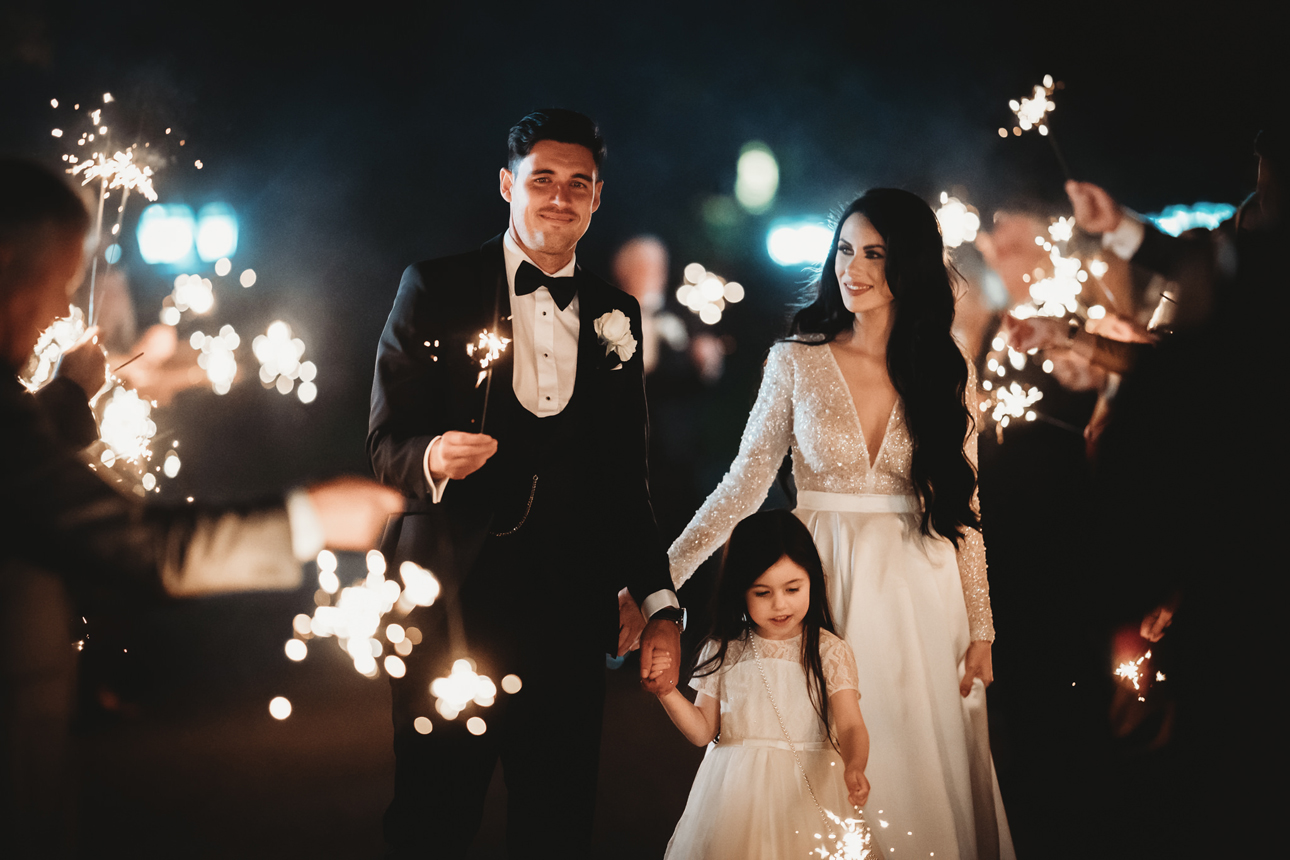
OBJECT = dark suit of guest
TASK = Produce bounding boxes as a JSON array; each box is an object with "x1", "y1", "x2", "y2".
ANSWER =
[
  {"x1": 368, "y1": 233, "x2": 674, "y2": 857},
  {"x1": 1, "y1": 368, "x2": 303, "y2": 858}
]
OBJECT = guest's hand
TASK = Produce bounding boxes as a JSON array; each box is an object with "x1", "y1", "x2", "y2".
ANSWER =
[
  {"x1": 1065, "y1": 180, "x2": 1123, "y2": 234},
  {"x1": 960, "y1": 640, "x2": 993, "y2": 697},
  {"x1": 1002, "y1": 314, "x2": 1067, "y2": 352},
  {"x1": 845, "y1": 767, "x2": 871, "y2": 809},
  {"x1": 639, "y1": 616, "x2": 682, "y2": 696},
  {"x1": 429, "y1": 431, "x2": 498, "y2": 481},
  {"x1": 1140, "y1": 602, "x2": 1177, "y2": 643},
  {"x1": 617, "y1": 587, "x2": 646, "y2": 656},
  {"x1": 56, "y1": 326, "x2": 107, "y2": 400},
  {"x1": 307, "y1": 476, "x2": 403, "y2": 550}
]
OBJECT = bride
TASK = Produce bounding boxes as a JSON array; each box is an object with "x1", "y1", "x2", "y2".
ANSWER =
[{"x1": 669, "y1": 189, "x2": 1014, "y2": 859}]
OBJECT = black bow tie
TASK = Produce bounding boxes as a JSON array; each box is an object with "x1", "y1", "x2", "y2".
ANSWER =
[{"x1": 514, "y1": 260, "x2": 578, "y2": 311}]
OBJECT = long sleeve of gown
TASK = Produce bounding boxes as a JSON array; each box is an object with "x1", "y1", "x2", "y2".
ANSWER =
[
  {"x1": 668, "y1": 344, "x2": 794, "y2": 588},
  {"x1": 958, "y1": 365, "x2": 995, "y2": 643}
]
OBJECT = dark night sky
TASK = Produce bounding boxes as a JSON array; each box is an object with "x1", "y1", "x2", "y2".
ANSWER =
[{"x1": 1, "y1": 0, "x2": 1275, "y2": 493}]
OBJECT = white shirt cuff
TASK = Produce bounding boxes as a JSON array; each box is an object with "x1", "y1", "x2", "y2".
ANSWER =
[
  {"x1": 422, "y1": 436, "x2": 450, "y2": 504},
  {"x1": 285, "y1": 488, "x2": 326, "y2": 562},
  {"x1": 1102, "y1": 213, "x2": 1145, "y2": 260},
  {"x1": 641, "y1": 589, "x2": 681, "y2": 620}
]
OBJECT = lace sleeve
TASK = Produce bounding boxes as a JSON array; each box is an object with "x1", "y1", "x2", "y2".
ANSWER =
[
  {"x1": 959, "y1": 360, "x2": 995, "y2": 642},
  {"x1": 689, "y1": 638, "x2": 723, "y2": 701},
  {"x1": 821, "y1": 631, "x2": 860, "y2": 698},
  {"x1": 668, "y1": 343, "x2": 795, "y2": 588}
]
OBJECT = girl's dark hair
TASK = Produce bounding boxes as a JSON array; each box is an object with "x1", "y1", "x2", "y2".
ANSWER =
[
  {"x1": 693, "y1": 510, "x2": 841, "y2": 749},
  {"x1": 787, "y1": 188, "x2": 979, "y2": 545}
]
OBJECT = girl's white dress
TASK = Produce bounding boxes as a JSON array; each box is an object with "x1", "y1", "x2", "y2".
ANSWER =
[
  {"x1": 665, "y1": 629, "x2": 860, "y2": 860},
  {"x1": 670, "y1": 341, "x2": 1014, "y2": 860}
]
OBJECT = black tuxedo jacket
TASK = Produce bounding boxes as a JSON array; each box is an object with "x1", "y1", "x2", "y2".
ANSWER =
[{"x1": 367, "y1": 234, "x2": 672, "y2": 609}]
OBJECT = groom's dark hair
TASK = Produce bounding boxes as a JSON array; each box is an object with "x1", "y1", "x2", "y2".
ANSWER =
[{"x1": 507, "y1": 109, "x2": 605, "y2": 175}]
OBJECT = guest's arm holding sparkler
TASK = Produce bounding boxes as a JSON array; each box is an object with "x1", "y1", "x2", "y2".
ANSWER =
[
  {"x1": 1002, "y1": 314, "x2": 1144, "y2": 375},
  {"x1": 29, "y1": 326, "x2": 107, "y2": 451}
]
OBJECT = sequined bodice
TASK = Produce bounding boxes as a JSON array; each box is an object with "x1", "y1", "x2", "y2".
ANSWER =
[
  {"x1": 668, "y1": 340, "x2": 994, "y2": 642},
  {"x1": 787, "y1": 342, "x2": 914, "y2": 496}
]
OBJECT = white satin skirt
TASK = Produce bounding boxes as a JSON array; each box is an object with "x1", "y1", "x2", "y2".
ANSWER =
[{"x1": 796, "y1": 491, "x2": 1015, "y2": 860}]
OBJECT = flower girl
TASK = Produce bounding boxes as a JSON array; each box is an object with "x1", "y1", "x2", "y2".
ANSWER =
[{"x1": 649, "y1": 510, "x2": 871, "y2": 859}]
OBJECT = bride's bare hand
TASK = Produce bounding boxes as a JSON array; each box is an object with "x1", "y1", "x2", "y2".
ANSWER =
[{"x1": 961, "y1": 641, "x2": 993, "y2": 697}]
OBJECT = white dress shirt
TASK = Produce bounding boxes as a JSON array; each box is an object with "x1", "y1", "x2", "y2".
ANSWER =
[
  {"x1": 1102, "y1": 212, "x2": 1146, "y2": 260},
  {"x1": 422, "y1": 230, "x2": 680, "y2": 621}
]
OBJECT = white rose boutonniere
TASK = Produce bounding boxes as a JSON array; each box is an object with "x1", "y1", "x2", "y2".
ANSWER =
[{"x1": 594, "y1": 309, "x2": 637, "y2": 363}]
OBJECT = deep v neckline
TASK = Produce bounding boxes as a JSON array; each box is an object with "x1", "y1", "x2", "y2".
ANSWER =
[{"x1": 824, "y1": 343, "x2": 897, "y2": 472}]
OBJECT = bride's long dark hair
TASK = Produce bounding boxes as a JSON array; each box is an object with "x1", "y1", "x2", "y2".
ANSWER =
[{"x1": 788, "y1": 188, "x2": 979, "y2": 545}]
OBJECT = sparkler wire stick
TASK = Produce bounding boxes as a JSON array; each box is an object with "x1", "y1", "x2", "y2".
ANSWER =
[
  {"x1": 112, "y1": 351, "x2": 145, "y2": 372},
  {"x1": 478, "y1": 271, "x2": 505, "y2": 434},
  {"x1": 88, "y1": 175, "x2": 107, "y2": 326}
]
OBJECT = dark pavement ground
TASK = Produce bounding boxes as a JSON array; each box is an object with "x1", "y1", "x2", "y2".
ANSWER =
[{"x1": 71, "y1": 597, "x2": 705, "y2": 860}]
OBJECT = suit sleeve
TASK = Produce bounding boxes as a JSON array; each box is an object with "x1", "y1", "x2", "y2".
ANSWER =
[
  {"x1": 2, "y1": 380, "x2": 300, "y2": 599},
  {"x1": 368, "y1": 263, "x2": 449, "y2": 499},
  {"x1": 611, "y1": 295, "x2": 678, "y2": 608}
]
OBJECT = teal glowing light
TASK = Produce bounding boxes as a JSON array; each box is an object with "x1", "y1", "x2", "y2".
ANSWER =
[
  {"x1": 196, "y1": 203, "x2": 239, "y2": 262},
  {"x1": 136, "y1": 204, "x2": 195, "y2": 265},
  {"x1": 1146, "y1": 202, "x2": 1236, "y2": 237}
]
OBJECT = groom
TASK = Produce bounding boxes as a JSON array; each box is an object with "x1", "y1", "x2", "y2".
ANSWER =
[{"x1": 368, "y1": 109, "x2": 682, "y2": 857}]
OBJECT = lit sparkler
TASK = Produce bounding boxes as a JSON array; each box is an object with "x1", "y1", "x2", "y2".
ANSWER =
[
  {"x1": 189, "y1": 325, "x2": 240, "y2": 395},
  {"x1": 977, "y1": 216, "x2": 1112, "y2": 441},
  {"x1": 468, "y1": 327, "x2": 511, "y2": 432},
  {"x1": 813, "y1": 809, "x2": 875, "y2": 859},
  {"x1": 70, "y1": 148, "x2": 157, "y2": 202},
  {"x1": 934, "y1": 192, "x2": 981, "y2": 249},
  {"x1": 1115, "y1": 649, "x2": 1152, "y2": 692},
  {"x1": 285, "y1": 550, "x2": 515, "y2": 726},
  {"x1": 1002, "y1": 75, "x2": 1071, "y2": 179},
  {"x1": 675, "y1": 262, "x2": 744, "y2": 326},
  {"x1": 252, "y1": 321, "x2": 318, "y2": 403},
  {"x1": 21, "y1": 305, "x2": 87, "y2": 391}
]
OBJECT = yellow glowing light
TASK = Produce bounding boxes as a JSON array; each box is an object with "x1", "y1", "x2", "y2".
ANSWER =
[
  {"x1": 215, "y1": 257, "x2": 232, "y2": 277},
  {"x1": 501, "y1": 674, "x2": 523, "y2": 694},
  {"x1": 935, "y1": 193, "x2": 981, "y2": 248},
  {"x1": 240, "y1": 269, "x2": 257, "y2": 288},
  {"x1": 285, "y1": 639, "x2": 307, "y2": 661},
  {"x1": 384, "y1": 655, "x2": 407, "y2": 678},
  {"x1": 466, "y1": 717, "x2": 488, "y2": 736},
  {"x1": 292, "y1": 614, "x2": 312, "y2": 636},
  {"x1": 413, "y1": 717, "x2": 433, "y2": 735},
  {"x1": 269, "y1": 697, "x2": 292, "y2": 719}
]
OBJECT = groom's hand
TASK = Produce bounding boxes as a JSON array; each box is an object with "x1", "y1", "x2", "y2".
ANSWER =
[
  {"x1": 617, "y1": 588, "x2": 646, "y2": 656},
  {"x1": 639, "y1": 616, "x2": 681, "y2": 695},
  {"x1": 429, "y1": 431, "x2": 498, "y2": 480}
]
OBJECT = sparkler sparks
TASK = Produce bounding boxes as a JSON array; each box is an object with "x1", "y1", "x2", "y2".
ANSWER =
[
  {"x1": 71, "y1": 148, "x2": 158, "y2": 201},
  {"x1": 1001, "y1": 75, "x2": 1071, "y2": 178},
  {"x1": 934, "y1": 192, "x2": 980, "y2": 248},
  {"x1": 431, "y1": 659, "x2": 498, "y2": 722},
  {"x1": 675, "y1": 263, "x2": 743, "y2": 326},
  {"x1": 813, "y1": 809, "x2": 875, "y2": 859},
  {"x1": 1115, "y1": 650, "x2": 1152, "y2": 692},
  {"x1": 1008, "y1": 76, "x2": 1057, "y2": 135},
  {"x1": 467, "y1": 328, "x2": 511, "y2": 375},
  {"x1": 252, "y1": 321, "x2": 318, "y2": 403},
  {"x1": 189, "y1": 325, "x2": 240, "y2": 395}
]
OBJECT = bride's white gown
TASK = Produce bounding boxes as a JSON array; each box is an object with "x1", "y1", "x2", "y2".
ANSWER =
[{"x1": 670, "y1": 340, "x2": 1014, "y2": 860}]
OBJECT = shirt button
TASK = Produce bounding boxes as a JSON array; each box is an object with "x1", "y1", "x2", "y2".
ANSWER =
[
  {"x1": 541, "y1": 311, "x2": 547, "y2": 316},
  {"x1": 544, "y1": 353, "x2": 549, "y2": 358},
  {"x1": 545, "y1": 396, "x2": 551, "y2": 401}
]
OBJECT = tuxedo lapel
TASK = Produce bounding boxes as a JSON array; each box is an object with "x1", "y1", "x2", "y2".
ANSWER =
[{"x1": 473, "y1": 234, "x2": 516, "y2": 434}]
